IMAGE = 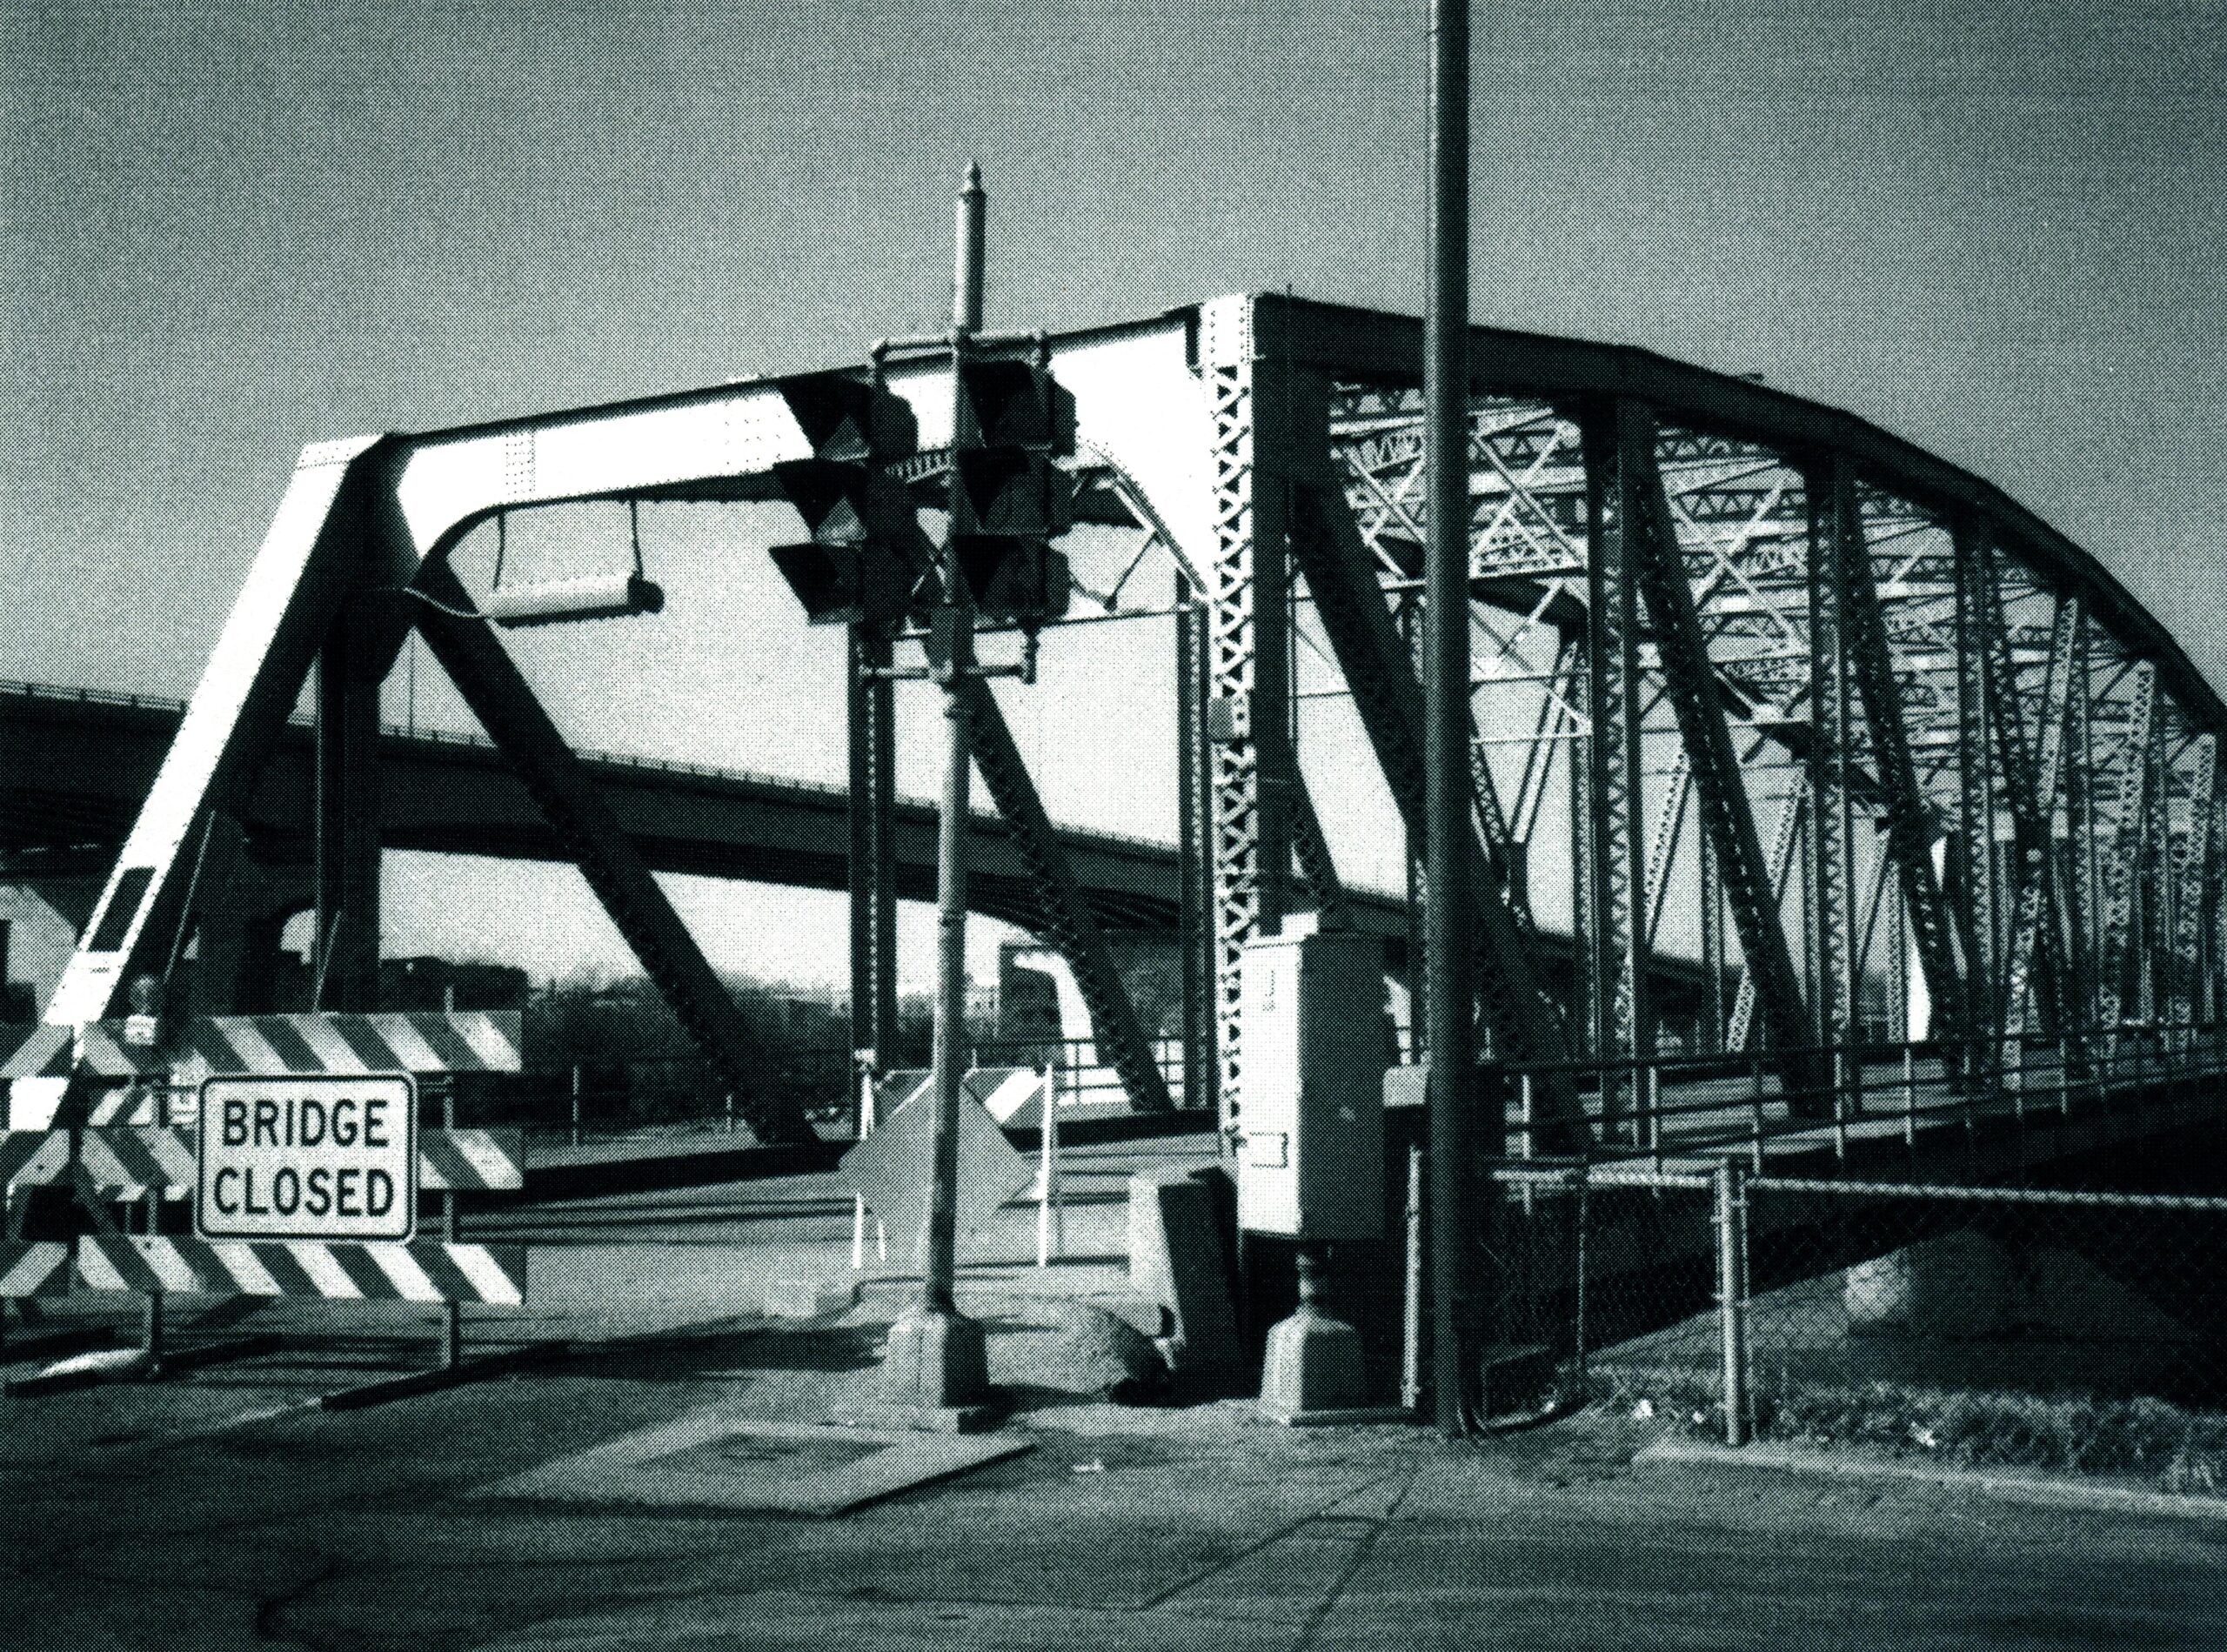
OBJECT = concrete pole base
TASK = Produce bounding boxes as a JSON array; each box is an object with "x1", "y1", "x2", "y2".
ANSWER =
[
  {"x1": 1257, "y1": 1304, "x2": 1369, "y2": 1421},
  {"x1": 879, "y1": 1302, "x2": 991, "y2": 1412}
]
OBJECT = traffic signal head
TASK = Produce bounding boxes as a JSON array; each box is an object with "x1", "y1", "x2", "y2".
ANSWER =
[
  {"x1": 949, "y1": 448, "x2": 1073, "y2": 540},
  {"x1": 766, "y1": 458, "x2": 932, "y2": 626},
  {"x1": 768, "y1": 541, "x2": 917, "y2": 626},
  {"x1": 954, "y1": 358, "x2": 1074, "y2": 455},
  {"x1": 777, "y1": 371, "x2": 919, "y2": 462},
  {"x1": 951, "y1": 535, "x2": 1070, "y2": 625}
]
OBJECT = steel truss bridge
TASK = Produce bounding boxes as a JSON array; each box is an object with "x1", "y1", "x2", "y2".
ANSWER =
[{"x1": 30, "y1": 293, "x2": 2227, "y2": 1160}]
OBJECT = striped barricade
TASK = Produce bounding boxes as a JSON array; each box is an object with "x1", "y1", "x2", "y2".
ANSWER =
[
  {"x1": 965, "y1": 1066, "x2": 1053, "y2": 1125},
  {"x1": 0, "y1": 1128, "x2": 525, "y2": 1198},
  {"x1": 166, "y1": 1013, "x2": 524, "y2": 1077},
  {"x1": 77, "y1": 1235, "x2": 527, "y2": 1305},
  {"x1": 0, "y1": 1013, "x2": 524, "y2": 1081},
  {"x1": 417, "y1": 1129, "x2": 527, "y2": 1192},
  {"x1": 0, "y1": 1126, "x2": 205, "y2": 1199},
  {"x1": 0, "y1": 1241, "x2": 75, "y2": 1299}
]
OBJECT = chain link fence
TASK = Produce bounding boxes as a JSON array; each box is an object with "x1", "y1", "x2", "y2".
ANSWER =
[{"x1": 1495, "y1": 1163, "x2": 2227, "y2": 1494}]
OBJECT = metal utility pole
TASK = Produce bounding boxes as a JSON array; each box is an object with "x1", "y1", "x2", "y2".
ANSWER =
[
  {"x1": 879, "y1": 161, "x2": 993, "y2": 1414},
  {"x1": 1425, "y1": 0, "x2": 1475, "y2": 1437},
  {"x1": 926, "y1": 160, "x2": 985, "y2": 1328}
]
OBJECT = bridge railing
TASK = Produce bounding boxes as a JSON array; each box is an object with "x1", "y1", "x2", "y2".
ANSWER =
[{"x1": 1492, "y1": 1024, "x2": 2227, "y2": 1174}]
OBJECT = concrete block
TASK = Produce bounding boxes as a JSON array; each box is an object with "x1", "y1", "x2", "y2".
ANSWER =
[
  {"x1": 879, "y1": 1303, "x2": 992, "y2": 1412},
  {"x1": 763, "y1": 1278, "x2": 861, "y2": 1321},
  {"x1": 1258, "y1": 1306, "x2": 1367, "y2": 1420},
  {"x1": 1127, "y1": 1167, "x2": 1246, "y2": 1394}
]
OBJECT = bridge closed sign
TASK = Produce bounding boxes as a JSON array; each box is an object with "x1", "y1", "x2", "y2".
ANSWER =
[{"x1": 197, "y1": 1074, "x2": 418, "y2": 1242}]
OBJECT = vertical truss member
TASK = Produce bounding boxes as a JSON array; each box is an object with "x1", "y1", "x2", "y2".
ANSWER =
[
  {"x1": 1175, "y1": 574, "x2": 1215, "y2": 1113},
  {"x1": 1622, "y1": 406, "x2": 1829, "y2": 1112},
  {"x1": 847, "y1": 626, "x2": 899, "y2": 1065},
  {"x1": 1951, "y1": 518, "x2": 2002, "y2": 1067},
  {"x1": 1199, "y1": 298, "x2": 1297, "y2": 1127},
  {"x1": 1993, "y1": 584, "x2": 2079, "y2": 1057},
  {"x1": 1576, "y1": 403, "x2": 1654, "y2": 1131},
  {"x1": 2097, "y1": 662, "x2": 2157, "y2": 1032},
  {"x1": 1804, "y1": 463, "x2": 1856, "y2": 1089},
  {"x1": 2170, "y1": 735, "x2": 2218, "y2": 1028},
  {"x1": 311, "y1": 603, "x2": 382, "y2": 1013}
]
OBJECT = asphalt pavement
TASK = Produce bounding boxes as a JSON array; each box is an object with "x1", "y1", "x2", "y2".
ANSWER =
[{"x1": 1, "y1": 1135, "x2": 2221, "y2": 1650}]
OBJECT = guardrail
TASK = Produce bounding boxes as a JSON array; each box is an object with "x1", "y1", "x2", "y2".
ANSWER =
[{"x1": 1495, "y1": 1023, "x2": 2227, "y2": 1171}]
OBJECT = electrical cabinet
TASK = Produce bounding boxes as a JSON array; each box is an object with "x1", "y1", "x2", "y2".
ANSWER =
[{"x1": 1237, "y1": 922, "x2": 1386, "y2": 1240}]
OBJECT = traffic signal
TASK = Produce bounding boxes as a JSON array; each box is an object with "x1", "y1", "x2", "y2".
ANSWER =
[
  {"x1": 946, "y1": 358, "x2": 1073, "y2": 626},
  {"x1": 766, "y1": 372, "x2": 931, "y2": 627},
  {"x1": 768, "y1": 459, "x2": 928, "y2": 626}
]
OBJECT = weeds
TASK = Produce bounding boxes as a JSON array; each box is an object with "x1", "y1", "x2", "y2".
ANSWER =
[{"x1": 1595, "y1": 1361, "x2": 2227, "y2": 1495}]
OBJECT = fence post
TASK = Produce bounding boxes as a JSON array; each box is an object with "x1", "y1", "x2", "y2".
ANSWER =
[
  {"x1": 1034, "y1": 1064, "x2": 1063, "y2": 1267},
  {"x1": 1748, "y1": 1054, "x2": 1767, "y2": 1169},
  {"x1": 1401, "y1": 1143, "x2": 1424, "y2": 1412},
  {"x1": 1715, "y1": 1158, "x2": 1749, "y2": 1448},
  {"x1": 569, "y1": 1063, "x2": 582, "y2": 1148},
  {"x1": 851, "y1": 1057, "x2": 886, "y2": 1269}
]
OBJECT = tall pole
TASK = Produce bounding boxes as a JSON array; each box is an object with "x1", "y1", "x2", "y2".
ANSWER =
[
  {"x1": 923, "y1": 611, "x2": 972, "y2": 1313},
  {"x1": 1425, "y1": 0, "x2": 1474, "y2": 1437},
  {"x1": 924, "y1": 159, "x2": 986, "y2": 1316},
  {"x1": 879, "y1": 161, "x2": 993, "y2": 1415}
]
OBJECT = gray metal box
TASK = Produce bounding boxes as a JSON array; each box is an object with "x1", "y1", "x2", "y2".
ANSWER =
[{"x1": 1236, "y1": 924, "x2": 1386, "y2": 1240}]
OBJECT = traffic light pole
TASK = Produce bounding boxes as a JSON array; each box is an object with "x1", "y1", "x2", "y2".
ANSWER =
[{"x1": 878, "y1": 164, "x2": 998, "y2": 1419}]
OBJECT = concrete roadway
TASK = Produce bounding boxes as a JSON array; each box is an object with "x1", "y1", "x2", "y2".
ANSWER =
[{"x1": 1, "y1": 1138, "x2": 2221, "y2": 1649}]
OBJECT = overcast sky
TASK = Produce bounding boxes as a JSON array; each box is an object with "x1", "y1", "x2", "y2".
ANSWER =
[{"x1": 4, "y1": 0, "x2": 2224, "y2": 990}]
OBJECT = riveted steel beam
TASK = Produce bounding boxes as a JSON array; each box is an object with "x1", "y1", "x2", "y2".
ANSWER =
[
  {"x1": 1996, "y1": 590, "x2": 2078, "y2": 1051},
  {"x1": 1578, "y1": 404, "x2": 1654, "y2": 1120},
  {"x1": 1700, "y1": 822, "x2": 1726, "y2": 1053},
  {"x1": 2211, "y1": 786, "x2": 2227, "y2": 1025},
  {"x1": 1644, "y1": 752, "x2": 1693, "y2": 952},
  {"x1": 1199, "y1": 298, "x2": 1296, "y2": 1128},
  {"x1": 1625, "y1": 407, "x2": 1825, "y2": 1106},
  {"x1": 1175, "y1": 579, "x2": 1214, "y2": 1113},
  {"x1": 2063, "y1": 622, "x2": 2099, "y2": 1033},
  {"x1": 1829, "y1": 465, "x2": 1966, "y2": 1047},
  {"x1": 2170, "y1": 734, "x2": 2217, "y2": 1027},
  {"x1": 1951, "y1": 521, "x2": 2000, "y2": 1047},
  {"x1": 2097, "y1": 662, "x2": 2157, "y2": 1030},
  {"x1": 846, "y1": 625, "x2": 899, "y2": 1063},
  {"x1": 311, "y1": 610, "x2": 382, "y2": 1012},
  {"x1": 922, "y1": 626, "x2": 1176, "y2": 1117},
  {"x1": 1804, "y1": 466, "x2": 1856, "y2": 1073},
  {"x1": 2142, "y1": 723, "x2": 2172, "y2": 1027},
  {"x1": 1728, "y1": 785, "x2": 1804, "y2": 1055}
]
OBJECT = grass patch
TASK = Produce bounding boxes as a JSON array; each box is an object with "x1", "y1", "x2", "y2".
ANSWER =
[{"x1": 1594, "y1": 1362, "x2": 2227, "y2": 1495}]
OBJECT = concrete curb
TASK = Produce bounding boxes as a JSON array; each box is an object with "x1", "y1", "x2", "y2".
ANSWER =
[{"x1": 1634, "y1": 1431, "x2": 2227, "y2": 1522}]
